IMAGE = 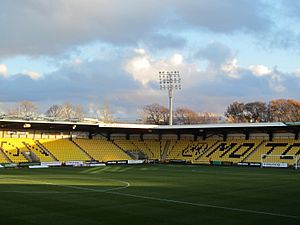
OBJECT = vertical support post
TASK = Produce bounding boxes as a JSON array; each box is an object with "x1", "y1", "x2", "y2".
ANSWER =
[
  {"x1": 169, "y1": 87, "x2": 173, "y2": 125},
  {"x1": 295, "y1": 131, "x2": 299, "y2": 140}
]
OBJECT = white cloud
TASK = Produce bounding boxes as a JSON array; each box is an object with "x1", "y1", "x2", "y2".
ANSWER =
[
  {"x1": 125, "y1": 51, "x2": 151, "y2": 85},
  {"x1": 125, "y1": 49, "x2": 186, "y2": 85},
  {"x1": 249, "y1": 65, "x2": 272, "y2": 76},
  {"x1": 170, "y1": 54, "x2": 183, "y2": 66},
  {"x1": 134, "y1": 48, "x2": 146, "y2": 55},
  {"x1": 130, "y1": 55, "x2": 150, "y2": 71},
  {"x1": 22, "y1": 70, "x2": 42, "y2": 80},
  {"x1": 221, "y1": 58, "x2": 240, "y2": 79},
  {"x1": 249, "y1": 65, "x2": 285, "y2": 92},
  {"x1": 0, "y1": 64, "x2": 8, "y2": 78},
  {"x1": 222, "y1": 58, "x2": 238, "y2": 72}
]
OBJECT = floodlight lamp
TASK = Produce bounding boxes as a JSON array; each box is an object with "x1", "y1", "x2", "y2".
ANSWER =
[{"x1": 158, "y1": 70, "x2": 182, "y2": 125}]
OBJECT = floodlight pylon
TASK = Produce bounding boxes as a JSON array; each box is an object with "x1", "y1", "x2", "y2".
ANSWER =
[{"x1": 159, "y1": 71, "x2": 181, "y2": 125}]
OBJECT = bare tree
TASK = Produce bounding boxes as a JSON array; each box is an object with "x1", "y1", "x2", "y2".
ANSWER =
[
  {"x1": 21, "y1": 101, "x2": 38, "y2": 117},
  {"x1": 198, "y1": 112, "x2": 220, "y2": 124},
  {"x1": 269, "y1": 99, "x2": 300, "y2": 122},
  {"x1": 59, "y1": 102, "x2": 84, "y2": 120},
  {"x1": 46, "y1": 104, "x2": 62, "y2": 118},
  {"x1": 5, "y1": 107, "x2": 19, "y2": 117},
  {"x1": 287, "y1": 99, "x2": 300, "y2": 121},
  {"x1": 73, "y1": 105, "x2": 84, "y2": 119},
  {"x1": 142, "y1": 103, "x2": 169, "y2": 124},
  {"x1": 7, "y1": 101, "x2": 37, "y2": 118},
  {"x1": 175, "y1": 107, "x2": 201, "y2": 124},
  {"x1": 4, "y1": 101, "x2": 38, "y2": 118},
  {"x1": 100, "y1": 102, "x2": 114, "y2": 123}
]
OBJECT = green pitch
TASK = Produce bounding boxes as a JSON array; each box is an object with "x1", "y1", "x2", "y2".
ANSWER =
[{"x1": 0, "y1": 165, "x2": 299, "y2": 225}]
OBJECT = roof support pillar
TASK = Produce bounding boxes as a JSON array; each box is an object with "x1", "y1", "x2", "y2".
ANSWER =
[
  {"x1": 268, "y1": 132, "x2": 273, "y2": 141},
  {"x1": 295, "y1": 131, "x2": 299, "y2": 140},
  {"x1": 244, "y1": 131, "x2": 250, "y2": 140},
  {"x1": 223, "y1": 132, "x2": 227, "y2": 141},
  {"x1": 193, "y1": 133, "x2": 198, "y2": 141}
]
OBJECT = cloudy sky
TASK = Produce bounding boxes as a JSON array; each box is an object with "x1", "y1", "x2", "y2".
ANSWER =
[{"x1": 1, "y1": 0, "x2": 300, "y2": 119}]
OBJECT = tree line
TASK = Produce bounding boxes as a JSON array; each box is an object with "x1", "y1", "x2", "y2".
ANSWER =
[
  {"x1": 0, "y1": 98, "x2": 299, "y2": 124},
  {"x1": 142, "y1": 103, "x2": 219, "y2": 125},
  {"x1": 0, "y1": 101, "x2": 113, "y2": 123},
  {"x1": 141, "y1": 99, "x2": 300, "y2": 124},
  {"x1": 225, "y1": 99, "x2": 300, "y2": 123}
]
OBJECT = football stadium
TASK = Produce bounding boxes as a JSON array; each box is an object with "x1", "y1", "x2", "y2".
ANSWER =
[
  {"x1": 0, "y1": 119, "x2": 299, "y2": 225},
  {"x1": 2, "y1": 1, "x2": 300, "y2": 225}
]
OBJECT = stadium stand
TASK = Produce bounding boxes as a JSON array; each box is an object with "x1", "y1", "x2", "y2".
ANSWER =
[
  {"x1": 35, "y1": 138, "x2": 300, "y2": 165},
  {"x1": 0, "y1": 134, "x2": 299, "y2": 167},
  {"x1": 167, "y1": 140, "x2": 218, "y2": 163},
  {"x1": 244, "y1": 139, "x2": 300, "y2": 166},
  {"x1": 74, "y1": 139, "x2": 132, "y2": 162},
  {"x1": 144, "y1": 139, "x2": 161, "y2": 160},
  {"x1": 0, "y1": 148, "x2": 10, "y2": 163},
  {"x1": 165, "y1": 139, "x2": 274, "y2": 165},
  {"x1": 131, "y1": 139, "x2": 157, "y2": 160},
  {"x1": 0, "y1": 138, "x2": 29, "y2": 163},
  {"x1": 39, "y1": 139, "x2": 91, "y2": 162},
  {"x1": 113, "y1": 139, "x2": 140, "y2": 153},
  {"x1": 195, "y1": 140, "x2": 263, "y2": 164},
  {"x1": 22, "y1": 139, "x2": 55, "y2": 162},
  {"x1": 167, "y1": 139, "x2": 191, "y2": 160}
]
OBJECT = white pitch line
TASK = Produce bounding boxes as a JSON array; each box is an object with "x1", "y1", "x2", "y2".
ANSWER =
[{"x1": 104, "y1": 191, "x2": 300, "y2": 220}]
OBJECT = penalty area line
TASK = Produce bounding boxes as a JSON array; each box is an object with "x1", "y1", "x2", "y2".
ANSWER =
[{"x1": 105, "y1": 191, "x2": 300, "y2": 220}]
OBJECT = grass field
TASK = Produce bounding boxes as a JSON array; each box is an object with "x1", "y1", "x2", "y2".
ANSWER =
[{"x1": 0, "y1": 164, "x2": 299, "y2": 225}]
